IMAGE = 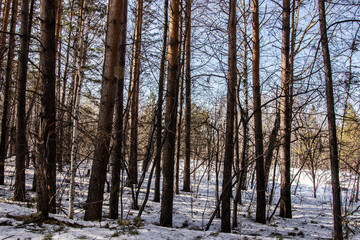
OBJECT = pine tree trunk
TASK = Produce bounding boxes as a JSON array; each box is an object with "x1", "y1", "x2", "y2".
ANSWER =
[
  {"x1": 221, "y1": 0, "x2": 236, "y2": 233},
  {"x1": 37, "y1": 0, "x2": 57, "y2": 217},
  {"x1": 252, "y1": 0, "x2": 266, "y2": 224},
  {"x1": 160, "y1": 0, "x2": 180, "y2": 227},
  {"x1": 318, "y1": 0, "x2": 343, "y2": 239},
  {"x1": 154, "y1": 0, "x2": 169, "y2": 203},
  {"x1": 109, "y1": 0, "x2": 128, "y2": 219},
  {"x1": 0, "y1": 0, "x2": 16, "y2": 185},
  {"x1": 14, "y1": 0, "x2": 31, "y2": 201},
  {"x1": 84, "y1": 0, "x2": 126, "y2": 221},
  {"x1": 0, "y1": 0, "x2": 11, "y2": 63},
  {"x1": 129, "y1": 0, "x2": 144, "y2": 186},
  {"x1": 55, "y1": 0, "x2": 63, "y2": 172},
  {"x1": 183, "y1": 0, "x2": 192, "y2": 193}
]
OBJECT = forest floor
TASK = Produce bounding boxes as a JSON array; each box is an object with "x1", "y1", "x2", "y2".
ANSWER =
[{"x1": 0, "y1": 158, "x2": 359, "y2": 239}]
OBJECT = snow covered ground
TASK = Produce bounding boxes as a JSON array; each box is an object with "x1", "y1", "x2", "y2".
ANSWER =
[{"x1": 0, "y1": 158, "x2": 359, "y2": 239}]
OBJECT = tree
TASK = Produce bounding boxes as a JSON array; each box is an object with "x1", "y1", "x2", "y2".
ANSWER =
[
  {"x1": 14, "y1": 0, "x2": 32, "y2": 201},
  {"x1": 153, "y1": 0, "x2": 169, "y2": 203},
  {"x1": 0, "y1": 0, "x2": 16, "y2": 186},
  {"x1": 68, "y1": 0, "x2": 87, "y2": 220},
  {"x1": 129, "y1": 0, "x2": 144, "y2": 186},
  {"x1": 175, "y1": 49, "x2": 184, "y2": 195},
  {"x1": 84, "y1": 0, "x2": 127, "y2": 221},
  {"x1": 279, "y1": 0, "x2": 292, "y2": 219},
  {"x1": 55, "y1": 0, "x2": 63, "y2": 172},
  {"x1": 109, "y1": 0, "x2": 128, "y2": 219},
  {"x1": 240, "y1": 0, "x2": 249, "y2": 191},
  {"x1": 0, "y1": 0, "x2": 11, "y2": 68},
  {"x1": 252, "y1": 0, "x2": 266, "y2": 224},
  {"x1": 183, "y1": 0, "x2": 192, "y2": 193},
  {"x1": 160, "y1": 0, "x2": 180, "y2": 227},
  {"x1": 221, "y1": 0, "x2": 236, "y2": 233},
  {"x1": 56, "y1": 0, "x2": 74, "y2": 172},
  {"x1": 318, "y1": 0, "x2": 343, "y2": 238},
  {"x1": 37, "y1": 0, "x2": 57, "y2": 217}
]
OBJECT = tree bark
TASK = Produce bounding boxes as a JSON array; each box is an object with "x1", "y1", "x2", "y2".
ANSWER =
[
  {"x1": 0, "y1": 0, "x2": 16, "y2": 185},
  {"x1": 14, "y1": 0, "x2": 31, "y2": 201},
  {"x1": 84, "y1": 0, "x2": 126, "y2": 221},
  {"x1": 183, "y1": 0, "x2": 192, "y2": 193},
  {"x1": 175, "y1": 54, "x2": 184, "y2": 195},
  {"x1": 279, "y1": 0, "x2": 292, "y2": 219},
  {"x1": 0, "y1": 0, "x2": 11, "y2": 66},
  {"x1": 175, "y1": 10, "x2": 185, "y2": 194},
  {"x1": 240, "y1": 0, "x2": 249, "y2": 191},
  {"x1": 160, "y1": 0, "x2": 180, "y2": 227},
  {"x1": 264, "y1": 111, "x2": 280, "y2": 188},
  {"x1": 109, "y1": 0, "x2": 128, "y2": 219},
  {"x1": 221, "y1": 0, "x2": 236, "y2": 233},
  {"x1": 129, "y1": 0, "x2": 144, "y2": 186},
  {"x1": 55, "y1": 0, "x2": 63, "y2": 172},
  {"x1": 252, "y1": 0, "x2": 266, "y2": 224},
  {"x1": 154, "y1": 0, "x2": 169, "y2": 203},
  {"x1": 37, "y1": 0, "x2": 57, "y2": 217},
  {"x1": 68, "y1": 0, "x2": 87, "y2": 220},
  {"x1": 318, "y1": 0, "x2": 343, "y2": 239}
]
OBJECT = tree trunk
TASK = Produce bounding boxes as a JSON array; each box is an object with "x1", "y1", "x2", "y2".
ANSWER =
[
  {"x1": 109, "y1": 0, "x2": 128, "y2": 219},
  {"x1": 55, "y1": 0, "x2": 63, "y2": 172},
  {"x1": 129, "y1": 0, "x2": 144, "y2": 186},
  {"x1": 0, "y1": 0, "x2": 3, "y2": 21},
  {"x1": 175, "y1": 55, "x2": 184, "y2": 195},
  {"x1": 240, "y1": 0, "x2": 249, "y2": 191},
  {"x1": 264, "y1": 111, "x2": 280, "y2": 188},
  {"x1": 68, "y1": 0, "x2": 86, "y2": 219},
  {"x1": 154, "y1": 0, "x2": 169, "y2": 203},
  {"x1": 232, "y1": 87, "x2": 241, "y2": 227},
  {"x1": 175, "y1": 9, "x2": 185, "y2": 194},
  {"x1": 183, "y1": 0, "x2": 192, "y2": 193},
  {"x1": 0, "y1": 0, "x2": 16, "y2": 185},
  {"x1": 0, "y1": 0, "x2": 11, "y2": 66},
  {"x1": 14, "y1": 0, "x2": 31, "y2": 201},
  {"x1": 279, "y1": 0, "x2": 292, "y2": 219},
  {"x1": 252, "y1": 0, "x2": 266, "y2": 224},
  {"x1": 84, "y1": 0, "x2": 126, "y2": 221},
  {"x1": 221, "y1": 0, "x2": 236, "y2": 233},
  {"x1": 318, "y1": 0, "x2": 343, "y2": 239},
  {"x1": 57, "y1": 1, "x2": 75, "y2": 171},
  {"x1": 37, "y1": 0, "x2": 57, "y2": 217},
  {"x1": 160, "y1": 0, "x2": 180, "y2": 227}
]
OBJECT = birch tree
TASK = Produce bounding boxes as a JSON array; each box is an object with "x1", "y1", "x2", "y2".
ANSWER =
[
  {"x1": 279, "y1": 0, "x2": 292, "y2": 219},
  {"x1": 69, "y1": 0, "x2": 87, "y2": 220}
]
